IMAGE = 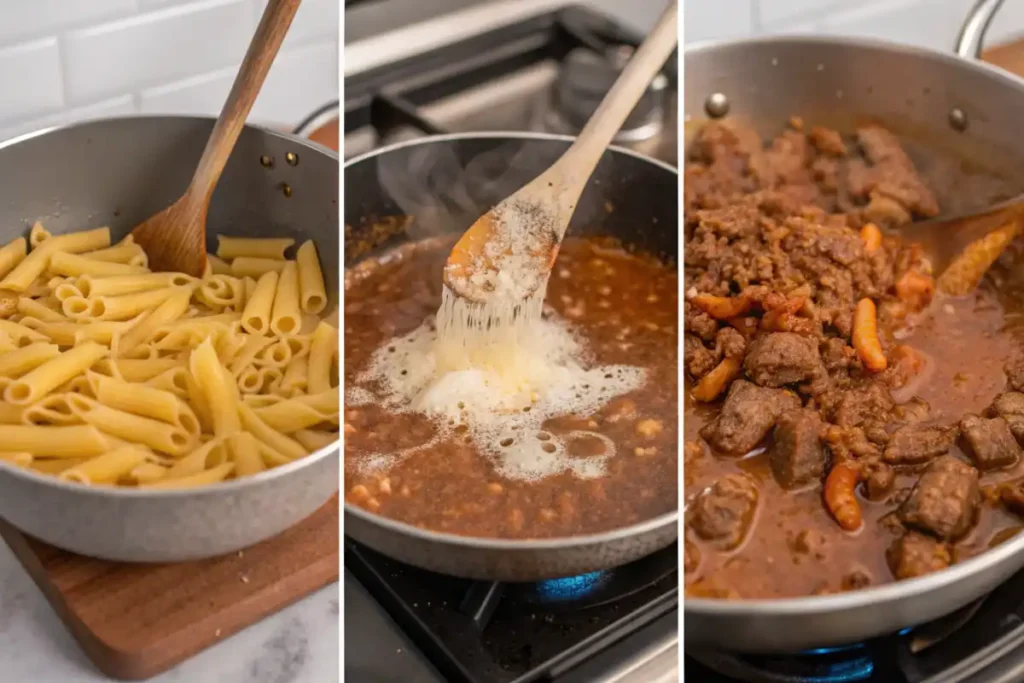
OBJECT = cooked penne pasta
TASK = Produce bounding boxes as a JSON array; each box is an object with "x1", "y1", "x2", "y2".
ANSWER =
[
  {"x1": 0, "y1": 236, "x2": 27, "y2": 280},
  {"x1": 270, "y1": 261, "x2": 300, "y2": 335},
  {"x1": 59, "y1": 445, "x2": 151, "y2": 484},
  {"x1": 49, "y1": 251, "x2": 147, "y2": 278},
  {"x1": 1, "y1": 226, "x2": 110, "y2": 292},
  {"x1": 293, "y1": 429, "x2": 338, "y2": 453},
  {"x1": 0, "y1": 424, "x2": 110, "y2": 457},
  {"x1": 143, "y1": 462, "x2": 234, "y2": 489},
  {"x1": 217, "y1": 236, "x2": 294, "y2": 261},
  {"x1": 0, "y1": 342, "x2": 60, "y2": 378},
  {"x1": 67, "y1": 395, "x2": 193, "y2": 456},
  {"x1": 3, "y1": 224, "x2": 334, "y2": 488},
  {"x1": 307, "y1": 321, "x2": 338, "y2": 393},
  {"x1": 296, "y1": 240, "x2": 327, "y2": 314},
  {"x1": 190, "y1": 339, "x2": 241, "y2": 437},
  {"x1": 6, "y1": 341, "x2": 107, "y2": 404},
  {"x1": 241, "y1": 270, "x2": 277, "y2": 335},
  {"x1": 230, "y1": 256, "x2": 288, "y2": 279}
]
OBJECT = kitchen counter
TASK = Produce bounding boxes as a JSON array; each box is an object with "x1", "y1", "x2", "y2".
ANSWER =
[{"x1": 0, "y1": 539, "x2": 339, "y2": 683}]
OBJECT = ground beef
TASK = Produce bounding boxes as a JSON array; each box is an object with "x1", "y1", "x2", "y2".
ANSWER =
[
  {"x1": 960, "y1": 415, "x2": 1022, "y2": 471},
  {"x1": 743, "y1": 332, "x2": 823, "y2": 388},
  {"x1": 887, "y1": 532, "x2": 952, "y2": 580},
  {"x1": 809, "y1": 127, "x2": 847, "y2": 157},
  {"x1": 899, "y1": 456, "x2": 980, "y2": 541},
  {"x1": 700, "y1": 380, "x2": 801, "y2": 455},
  {"x1": 689, "y1": 473, "x2": 759, "y2": 550},
  {"x1": 685, "y1": 302, "x2": 719, "y2": 341},
  {"x1": 716, "y1": 326, "x2": 747, "y2": 359},
  {"x1": 882, "y1": 424, "x2": 958, "y2": 466},
  {"x1": 853, "y1": 126, "x2": 940, "y2": 218},
  {"x1": 770, "y1": 409, "x2": 826, "y2": 489},
  {"x1": 685, "y1": 334, "x2": 717, "y2": 379}
]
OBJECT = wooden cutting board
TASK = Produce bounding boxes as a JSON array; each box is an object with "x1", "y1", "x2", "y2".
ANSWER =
[
  {"x1": 0, "y1": 495, "x2": 339, "y2": 681},
  {"x1": 0, "y1": 116, "x2": 342, "y2": 681}
]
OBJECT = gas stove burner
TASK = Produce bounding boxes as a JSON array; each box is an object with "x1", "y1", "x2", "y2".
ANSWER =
[
  {"x1": 690, "y1": 644, "x2": 878, "y2": 683},
  {"x1": 548, "y1": 47, "x2": 667, "y2": 143}
]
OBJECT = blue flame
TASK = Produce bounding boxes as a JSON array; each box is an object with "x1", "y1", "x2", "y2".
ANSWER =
[{"x1": 535, "y1": 571, "x2": 608, "y2": 601}]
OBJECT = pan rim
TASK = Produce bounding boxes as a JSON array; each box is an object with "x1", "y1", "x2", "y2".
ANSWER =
[
  {"x1": 684, "y1": 34, "x2": 1024, "y2": 618},
  {"x1": 343, "y1": 131, "x2": 679, "y2": 174},
  {"x1": 0, "y1": 115, "x2": 340, "y2": 499},
  {"x1": 343, "y1": 130, "x2": 679, "y2": 551}
]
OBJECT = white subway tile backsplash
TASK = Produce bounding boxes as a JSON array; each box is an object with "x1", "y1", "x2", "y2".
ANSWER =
[
  {"x1": 0, "y1": 95, "x2": 136, "y2": 145},
  {"x1": 140, "y1": 68, "x2": 235, "y2": 116},
  {"x1": 818, "y1": 0, "x2": 964, "y2": 52},
  {"x1": 685, "y1": 0, "x2": 755, "y2": 43},
  {"x1": 0, "y1": 0, "x2": 137, "y2": 45},
  {"x1": 0, "y1": 38, "x2": 64, "y2": 126},
  {"x1": 63, "y1": 0, "x2": 255, "y2": 105}
]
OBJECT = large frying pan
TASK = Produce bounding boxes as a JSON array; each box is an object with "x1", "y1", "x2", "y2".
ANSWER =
[
  {"x1": 684, "y1": 0, "x2": 1024, "y2": 654},
  {"x1": 344, "y1": 132, "x2": 677, "y2": 581}
]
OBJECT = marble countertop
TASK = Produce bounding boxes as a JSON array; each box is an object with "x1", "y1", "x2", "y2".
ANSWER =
[{"x1": 0, "y1": 540, "x2": 339, "y2": 683}]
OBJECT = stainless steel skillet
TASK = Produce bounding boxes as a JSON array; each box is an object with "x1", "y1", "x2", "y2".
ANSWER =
[
  {"x1": 684, "y1": 0, "x2": 1024, "y2": 654},
  {"x1": 344, "y1": 132, "x2": 678, "y2": 582}
]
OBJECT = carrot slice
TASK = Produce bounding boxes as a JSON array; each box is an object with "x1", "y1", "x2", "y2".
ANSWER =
[
  {"x1": 824, "y1": 463, "x2": 863, "y2": 531},
  {"x1": 852, "y1": 298, "x2": 887, "y2": 372},
  {"x1": 895, "y1": 270, "x2": 935, "y2": 310},
  {"x1": 860, "y1": 223, "x2": 882, "y2": 254},
  {"x1": 692, "y1": 357, "x2": 741, "y2": 402},
  {"x1": 691, "y1": 293, "x2": 751, "y2": 320}
]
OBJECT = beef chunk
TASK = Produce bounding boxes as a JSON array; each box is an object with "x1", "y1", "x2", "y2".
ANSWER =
[
  {"x1": 1000, "y1": 481, "x2": 1024, "y2": 516},
  {"x1": 864, "y1": 462, "x2": 895, "y2": 501},
  {"x1": 685, "y1": 303, "x2": 719, "y2": 341},
  {"x1": 830, "y1": 382, "x2": 894, "y2": 427},
  {"x1": 689, "y1": 474, "x2": 759, "y2": 550},
  {"x1": 882, "y1": 424, "x2": 958, "y2": 466},
  {"x1": 893, "y1": 396, "x2": 932, "y2": 423},
  {"x1": 743, "y1": 332, "x2": 822, "y2": 387},
  {"x1": 770, "y1": 409, "x2": 826, "y2": 489},
  {"x1": 991, "y1": 392, "x2": 1024, "y2": 445},
  {"x1": 716, "y1": 326, "x2": 747, "y2": 359},
  {"x1": 700, "y1": 380, "x2": 801, "y2": 455},
  {"x1": 960, "y1": 415, "x2": 1022, "y2": 471},
  {"x1": 899, "y1": 456, "x2": 980, "y2": 540},
  {"x1": 1007, "y1": 358, "x2": 1024, "y2": 392},
  {"x1": 809, "y1": 127, "x2": 847, "y2": 157},
  {"x1": 887, "y1": 532, "x2": 952, "y2": 580}
]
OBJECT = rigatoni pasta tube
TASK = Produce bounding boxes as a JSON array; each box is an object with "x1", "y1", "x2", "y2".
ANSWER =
[
  {"x1": 307, "y1": 321, "x2": 338, "y2": 393},
  {"x1": 253, "y1": 388, "x2": 339, "y2": 432},
  {"x1": 229, "y1": 431, "x2": 266, "y2": 477},
  {"x1": 78, "y1": 272, "x2": 194, "y2": 297},
  {"x1": 293, "y1": 429, "x2": 337, "y2": 453},
  {"x1": 116, "y1": 288, "x2": 192, "y2": 354},
  {"x1": 88, "y1": 372, "x2": 193, "y2": 428},
  {"x1": 0, "y1": 236, "x2": 26, "y2": 280},
  {"x1": 59, "y1": 445, "x2": 151, "y2": 485},
  {"x1": 231, "y1": 257, "x2": 288, "y2": 279},
  {"x1": 6, "y1": 341, "x2": 107, "y2": 404},
  {"x1": 0, "y1": 452, "x2": 32, "y2": 468},
  {"x1": 17, "y1": 297, "x2": 65, "y2": 323},
  {"x1": 241, "y1": 270, "x2": 278, "y2": 335},
  {"x1": 0, "y1": 425, "x2": 109, "y2": 457},
  {"x1": 217, "y1": 236, "x2": 294, "y2": 260},
  {"x1": 296, "y1": 240, "x2": 327, "y2": 314},
  {"x1": 270, "y1": 261, "x2": 300, "y2": 335}
]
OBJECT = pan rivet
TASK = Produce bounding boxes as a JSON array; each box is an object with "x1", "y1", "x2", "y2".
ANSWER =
[
  {"x1": 286, "y1": 152, "x2": 299, "y2": 166},
  {"x1": 260, "y1": 155, "x2": 274, "y2": 168},
  {"x1": 705, "y1": 92, "x2": 730, "y2": 119},
  {"x1": 949, "y1": 107, "x2": 968, "y2": 132},
  {"x1": 281, "y1": 182, "x2": 293, "y2": 198}
]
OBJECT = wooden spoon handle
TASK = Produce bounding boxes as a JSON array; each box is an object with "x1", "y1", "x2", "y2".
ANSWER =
[
  {"x1": 552, "y1": 0, "x2": 677, "y2": 206},
  {"x1": 190, "y1": 0, "x2": 302, "y2": 199}
]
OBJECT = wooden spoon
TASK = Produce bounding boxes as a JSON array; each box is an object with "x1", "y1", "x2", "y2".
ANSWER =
[
  {"x1": 131, "y1": 0, "x2": 302, "y2": 277},
  {"x1": 897, "y1": 199, "x2": 1024, "y2": 296},
  {"x1": 443, "y1": 0, "x2": 678, "y2": 303}
]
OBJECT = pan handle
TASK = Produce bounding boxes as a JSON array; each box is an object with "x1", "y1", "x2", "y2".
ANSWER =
[{"x1": 955, "y1": 0, "x2": 1006, "y2": 59}]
